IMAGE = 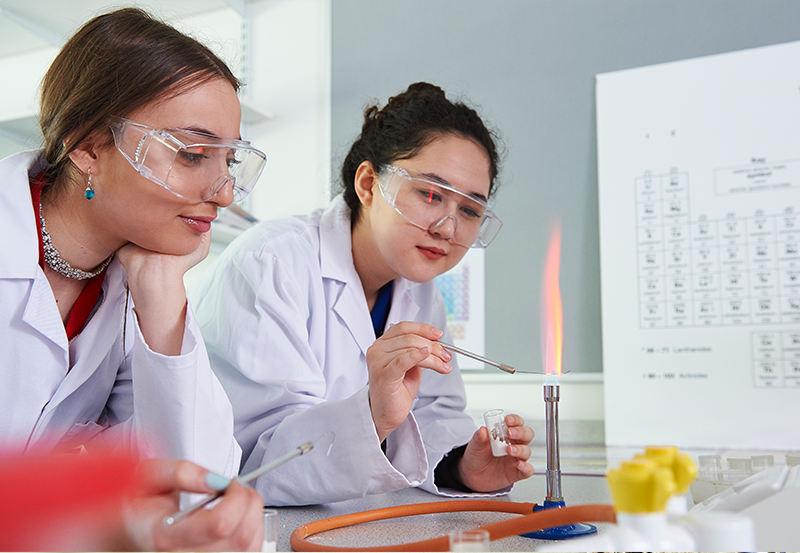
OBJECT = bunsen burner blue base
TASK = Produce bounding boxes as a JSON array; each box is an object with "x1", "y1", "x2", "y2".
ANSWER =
[{"x1": 521, "y1": 500, "x2": 598, "y2": 540}]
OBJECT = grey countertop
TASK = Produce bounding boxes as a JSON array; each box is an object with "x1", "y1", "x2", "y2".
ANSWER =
[
  {"x1": 272, "y1": 472, "x2": 612, "y2": 551},
  {"x1": 267, "y1": 420, "x2": 796, "y2": 551}
]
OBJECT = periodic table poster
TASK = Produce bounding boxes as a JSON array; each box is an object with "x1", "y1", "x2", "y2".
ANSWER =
[
  {"x1": 597, "y1": 41, "x2": 800, "y2": 450},
  {"x1": 436, "y1": 248, "x2": 485, "y2": 370}
]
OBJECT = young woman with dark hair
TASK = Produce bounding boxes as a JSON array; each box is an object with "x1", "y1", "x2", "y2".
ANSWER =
[
  {"x1": 0, "y1": 8, "x2": 266, "y2": 549},
  {"x1": 191, "y1": 82, "x2": 534, "y2": 506}
]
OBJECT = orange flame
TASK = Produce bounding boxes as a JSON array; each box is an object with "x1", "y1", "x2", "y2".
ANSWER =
[{"x1": 541, "y1": 223, "x2": 563, "y2": 379}]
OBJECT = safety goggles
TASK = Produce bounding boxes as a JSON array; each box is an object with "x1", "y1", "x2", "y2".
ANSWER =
[
  {"x1": 377, "y1": 165, "x2": 502, "y2": 248},
  {"x1": 109, "y1": 117, "x2": 266, "y2": 203}
]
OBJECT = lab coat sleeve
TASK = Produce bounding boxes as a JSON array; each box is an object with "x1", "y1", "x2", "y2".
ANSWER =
[
  {"x1": 411, "y1": 291, "x2": 512, "y2": 497},
  {"x1": 191, "y1": 246, "x2": 428, "y2": 506},
  {"x1": 100, "y1": 303, "x2": 240, "y2": 477}
]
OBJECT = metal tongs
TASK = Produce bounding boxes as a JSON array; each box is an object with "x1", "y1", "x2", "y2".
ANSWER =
[{"x1": 437, "y1": 340, "x2": 515, "y2": 373}]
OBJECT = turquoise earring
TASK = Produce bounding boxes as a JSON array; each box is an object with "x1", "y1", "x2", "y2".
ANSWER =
[{"x1": 84, "y1": 170, "x2": 95, "y2": 200}]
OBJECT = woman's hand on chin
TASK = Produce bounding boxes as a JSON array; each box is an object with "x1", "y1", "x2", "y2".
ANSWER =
[{"x1": 115, "y1": 233, "x2": 211, "y2": 356}]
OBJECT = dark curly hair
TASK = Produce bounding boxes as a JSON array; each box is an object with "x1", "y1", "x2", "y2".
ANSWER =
[{"x1": 340, "y1": 82, "x2": 501, "y2": 226}]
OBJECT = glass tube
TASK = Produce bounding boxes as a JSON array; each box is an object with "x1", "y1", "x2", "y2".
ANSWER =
[{"x1": 483, "y1": 409, "x2": 509, "y2": 457}]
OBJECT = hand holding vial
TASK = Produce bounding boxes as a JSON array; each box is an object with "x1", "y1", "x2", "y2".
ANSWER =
[{"x1": 457, "y1": 412, "x2": 535, "y2": 493}]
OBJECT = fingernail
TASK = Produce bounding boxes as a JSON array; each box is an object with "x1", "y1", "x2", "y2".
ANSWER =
[
  {"x1": 444, "y1": 363, "x2": 452, "y2": 371},
  {"x1": 420, "y1": 347, "x2": 430, "y2": 356},
  {"x1": 443, "y1": 350, "x2": 452, "y2": 361},
  {"x1": 205, "y1": 472, "x2": 231, "y2": 491},
  {"x1": 434, "y1": 328, "x2": 443, "y2": 337}
]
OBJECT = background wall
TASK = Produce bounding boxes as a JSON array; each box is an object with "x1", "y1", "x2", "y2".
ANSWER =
[
  {"x1": 246, "y1": 0, "x2": 331, "y2": 222},
  {"x1": 331, "y1": 0, "x2": 800, "y2": 375},
  {"x1": 330, "y1": 0, "x2": 800, "y2": 423}
]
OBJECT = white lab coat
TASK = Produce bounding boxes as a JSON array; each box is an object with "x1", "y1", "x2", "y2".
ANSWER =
[
  {"x1": 0, "y1": 151, "x2": 240, "y2": 476},
  {"x1": 190, "y1": 195, "x2": 510, "y2": 505}
]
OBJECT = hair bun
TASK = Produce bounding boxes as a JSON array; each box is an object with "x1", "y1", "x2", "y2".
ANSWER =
[{"x1": 406, "y1": 82, "x2": 446, "y2": 98}]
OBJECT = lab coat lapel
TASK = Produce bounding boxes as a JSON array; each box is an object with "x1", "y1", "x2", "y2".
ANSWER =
[
  {"x1": 1, "y1": 151, "x2": 70, "y2": 353},
  {"x1": 332, "y1": 272, "x2": 375, "y2": 357},
  {"x1": 22, "y1": 272, "x2": 70, "y2": 353},
  {"x1": 319, "y1": 198, "x2": 375, "y2": 357},
  {"x1": 386, "y1": 278, "x2": 421, "y2": 326},
  {"x1": 43, "y1": 262, "x2": 126, "y2": 413}
]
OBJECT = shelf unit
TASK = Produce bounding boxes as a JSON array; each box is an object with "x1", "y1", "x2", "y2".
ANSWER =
[{"x1": 0, "y1": 0, "x2": 271, "y2": 143}]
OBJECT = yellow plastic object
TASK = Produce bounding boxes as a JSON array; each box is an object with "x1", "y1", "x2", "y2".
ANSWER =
[
  {"x1": 636, "y1": 446, "x2": 699, "y2": 494},
  {"x1": 607, "y1": 458, "x2": 677, "y2": 514}
]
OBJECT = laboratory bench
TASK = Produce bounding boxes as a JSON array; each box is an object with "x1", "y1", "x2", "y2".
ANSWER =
[
  {"x1": 272, "y1": 422, "x2": 615, "y2": 551},
  {"x1": 270, "y1": 420, "x2": 798, "y2": 551},
  {"x1": 274, "y1": 471, "x2": 612, "y2": 551}
]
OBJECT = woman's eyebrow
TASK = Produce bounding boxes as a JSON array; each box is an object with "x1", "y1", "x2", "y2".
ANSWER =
[
  {"x1": 180, "y1": 125, "x2": 215, "y2": 135},
  {"x1": 178, "y1": 125, "x2": 242, "y2": 141},
  {"x1": 420, "y1": 171, "x2": 488, "y2": 202}
]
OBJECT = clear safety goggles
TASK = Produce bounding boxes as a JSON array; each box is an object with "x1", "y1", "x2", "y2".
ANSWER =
[
  {"x1": 377, "y1": 165, "x2": 503, "y2": 248},
  {"x1": 109, "y1": 117, "x2": 266, "y2": 203}
]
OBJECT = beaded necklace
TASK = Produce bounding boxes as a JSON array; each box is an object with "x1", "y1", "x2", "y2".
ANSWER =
[{"x1": 39, "y1": 202, "x2": 114, "y2": 280}]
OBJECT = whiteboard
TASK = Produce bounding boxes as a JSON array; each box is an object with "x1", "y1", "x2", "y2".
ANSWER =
[{"x1": 597, "y1": 40, "x2": 800, "y2": 450}]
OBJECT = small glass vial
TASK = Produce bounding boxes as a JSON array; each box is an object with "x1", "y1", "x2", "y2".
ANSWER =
[
  {"x1": 483, "y1": 409, "x2": 509, "y2": 457},
  {"x1": 262, "y1": 509, "x2": 278, "y2": 552},
  {"x1": 449, "y1": 529, "x2": 490, "y2": 552}
]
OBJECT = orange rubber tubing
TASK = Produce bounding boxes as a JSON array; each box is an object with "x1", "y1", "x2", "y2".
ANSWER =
[{"x1": 290, "y1": 500, "x2": 616, "y2": 551}]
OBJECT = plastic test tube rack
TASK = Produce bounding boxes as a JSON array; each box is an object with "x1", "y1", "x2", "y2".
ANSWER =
[{"x1": 690, "y1": 452, "x2": 800, "y2": 503}]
